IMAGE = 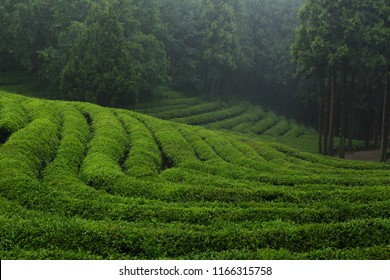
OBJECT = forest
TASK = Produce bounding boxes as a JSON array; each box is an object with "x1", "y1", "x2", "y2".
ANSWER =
[{"x1": 0, "y1": 0, "x2": 304, "y2": 107}]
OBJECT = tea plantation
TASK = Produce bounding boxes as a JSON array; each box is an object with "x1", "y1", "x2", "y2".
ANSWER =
[
  {"x1": 0, "y1": 90, "x2": 389, "y2": 260},
  {"x1": 134, "y1": 91, "x2": 365, "y2": 154}
]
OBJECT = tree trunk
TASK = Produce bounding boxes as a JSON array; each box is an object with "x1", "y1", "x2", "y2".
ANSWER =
[
  {"x1": 339, "y1": 65, "x2": 348, "y2": 159},
  {"x1": 347, "y1": 71, "x2": 355, "y2": 152},
  {"x1": 323, "y1": 73, "x2": 331, "y2": 155},
  {"x1": 318, "y1": 76, "x2": 325, "y2": 154},
  {"x1": 328, "y1": 69, "x2": 336, "y2": 156},
  {"x1": 380, "y1": 71, "x2": 390, "y2": 162},
  {"x1": 374, "y1": 91, "x2": 382, "y2": 149},
  {"x1": 365, "y1": 80, "x2": 374, "y2": 149}
]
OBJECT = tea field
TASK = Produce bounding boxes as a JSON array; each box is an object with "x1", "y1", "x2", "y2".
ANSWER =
[
  {"x1": 0, "y1": 90, "x2": 389, "y2": 260},
  {"x1": 134, "y1": 91, "x2": 365, "y2": 153}
]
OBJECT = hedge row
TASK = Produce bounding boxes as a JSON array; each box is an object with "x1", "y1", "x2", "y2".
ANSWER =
[
  {"x1": 134, "y1": 96, "x2": 201, "y2": 110},
  {"x1": 171, "y1": 103, "x2": 248, "y2": 125},
  {"x1": 43, "y1": 102, "x2": 90, "y2": 185},
  {"x1": 263, "y1": 117, "x2": 290, "y2": 137},
  {"x1": 174, "y1": 125, "x2": 221, "y2": 162},
  {"x1": 248, "y1": 112, "x2": 279, "y2": 135},
  {"x1": 0, "y1": 99, "x2": 62, "y2": 208},
  {"x1": 117, "y1": 111, "x2": 162, "y2": 177},
  {"x1": 78, "y1": 104, "x2": 129, "y2": 187},
  {"x1": 133, "y1": 113, "x2": 197, "y2": 166},
  {"x1": 136, "y1": 104, "x2": 190, "y2": 114},
  {"x1": 152, "y1": 101, "x2": 223, "y2": 120},
  {"x1": 1, "y1": 212, "x2": 388, "y2": 259},
  {"x1": 0, "y1": 93, "x2": 30, "y2": 143},
  {"x1": 185, "y1": 246, "x2": 390, "y2": 260},
  {"x1": 205, "y1": 106, "x2": 266, "y2": 131}
]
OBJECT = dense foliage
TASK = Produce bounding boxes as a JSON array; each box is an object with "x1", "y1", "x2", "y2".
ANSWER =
[
  {"x1": 0, "y1": 0, "x2": 304, "y2": 109},
  {"x1": 292, "y1": 0, "x2": 390, "y2": 159},
  {"x1": 1, "y1": 91, "x2": 390, "y2": 260},
  {"x1": 0, "y1": 0, "x2": 170, "y2": 105}
]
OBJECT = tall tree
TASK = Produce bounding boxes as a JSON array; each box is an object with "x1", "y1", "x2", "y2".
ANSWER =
[
  {"x1": 159, "y1": 0, "x2": 203, "y2": 92},
  {"x1": 39, "y1": 0, "x2": 169, "y2": 106},
  {"x1": 201, "y1": 0, "x2": 239, "y2": 98},
  {"x1": 292, "y1": 0, "x2": 390, "y2": 159}
]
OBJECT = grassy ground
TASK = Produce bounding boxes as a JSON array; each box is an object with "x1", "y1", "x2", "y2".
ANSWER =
[{"x1": 0, "y1": 90, "x2": 389, "y2": 260}]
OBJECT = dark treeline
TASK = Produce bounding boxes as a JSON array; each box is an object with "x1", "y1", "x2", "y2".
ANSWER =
[
  {"x1": 292, "y1": 0, "x2": 389, "y2": 160},
  {"x1": 1, "y1": 0, "x2": 389, "y2": 159},
  {"x1": 0, "y1": 0, "x2": 304, "y2": 110}
]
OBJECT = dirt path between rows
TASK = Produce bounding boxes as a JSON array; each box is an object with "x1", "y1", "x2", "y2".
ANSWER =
[{"x1": 343, "y1": 150, "x2": 382, "y2": 162}]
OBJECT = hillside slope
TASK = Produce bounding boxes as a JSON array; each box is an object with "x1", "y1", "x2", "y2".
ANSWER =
[
  {"x1": 134, "y1": 91, "x2": 364, "y2": 154},
  {"x1": 0, "y1": 91, "x2": 389, "y2": 260}
]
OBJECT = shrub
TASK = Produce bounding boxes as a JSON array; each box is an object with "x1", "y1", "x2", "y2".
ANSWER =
[
  {"x1": 0, "y1": 93, "x2": 29, "y2": 143},
  {"x1": 171, "y1": 103, "x2": 248, "y2": 125},
  {"x1": 78, "y1": 104, "x2": 129, "y2": 187},
  {"x1": 117, "y1": 111, "x2": 161, "y2": 177}
]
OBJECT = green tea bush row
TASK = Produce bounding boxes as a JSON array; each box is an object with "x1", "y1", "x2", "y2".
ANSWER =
[
  {"x1": 248, "y1": 112, "x2": 278, "y2": 134},
  {"x1": 134, "y1": 97, "x2": 201, "y2": 110},
  {"x1": 171, "y1": 103, "x2": 248, "y2": 125},
  {"x1": 192, "y1": 128, "x2": 293, "y2": 174},
  {"x1": 43, "y1": 103, "x2": 90, "y2": 184},
  {"x1": 0, "y1": 99, "x2": 61, "y2": 179},
  {"x1": 136, "y1": 104, "x2": 190, "y2": 114},
  {"x1": 185, "y1": 246, "x2": 390, "y2": 260},
  {"x1": 205, "y1": 106, "x2": 266, "y2": 131},
  {"x1": 196, "y1": 129, "x2": 265, "y2": 169},
  {"x1": 231, "y1": 121, "x2": 257, "y2": 133},
  {"x1": 245, "y1": 139, "x2": 356, "y2": 174},
  {"x1": 0, "y1": 94, "x2": 30, "y2": 143},
  {"x1": 157, "y1": 166, "x2": 390, "y2": 203},
  {"x1": 263, "y1": 117, "x2": 290, "y2": 137},
  {"x1": 0, "y1": 248, "x2": 104, "y2": 260},
  {"x1": 1, "y1": 185, "x2": 388, "y2": 239},
  {"x1": 117, "y1": 111, "x2": 162, "y2": 177},
  {"x1": 78, "y1": 104, "x2": 129, "y2": 187},
  {"x1": 271, "y1": 142, "x2": 390, "y2": 171},
  {"x1": 227, "y1": 135, "x2": 268, "y2": 163},
  {"x1": 152, "y1": 101, "x2": 223, "y2": 120},
  {"x1": 174, "y1": 125, "x2": 221, "y2": 161},
  {"x1": 283, "y1": 120, "x2": 305, "y2": 137},
  {"x1": 133, "y1": 113, "x2": 197, "y2": 166},
  {"x1": 1, "y1": 212, "x2": 388, "y2": 259},
  {"x1": 0, "y1": 100, "x2": 62, "y2": 208},
  {"x1": 179, "y1": 151, "x2": 390, "y2": 187}
]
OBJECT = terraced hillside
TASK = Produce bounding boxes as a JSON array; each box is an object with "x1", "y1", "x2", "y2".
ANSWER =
[
  {"x1": 1, "y1": 90, "x2": 389, "y2": 260},
  {"x1": 135, "y1": 91, "x2": 364, "y2": 153}
]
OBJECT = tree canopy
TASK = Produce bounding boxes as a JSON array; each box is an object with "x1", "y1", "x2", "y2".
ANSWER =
[
  {"x1": 0, "y1": 0, "x2": 305, "y2": 108},
  {"x1": 292, "y1": 0, "x2": 390, "y2": 159}
]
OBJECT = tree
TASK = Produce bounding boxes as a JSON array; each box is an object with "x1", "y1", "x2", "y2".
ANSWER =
[
  {"x1": 51, "y1": 0, "x2": 141, "y2": 106},
  {"x1": 201, "y1": 0, "x2": 239, "y2": 98},
  {"x1": 159, "y1": 0, "x2": 203, "y2": 92},
  {"x1": 374, "y1": 1, "x2": 390, "y2": 161},
  {"x1": 39, "y1": 0, "x2": 169, "y2": 106},
  {"x1": 292, "y1": 0, "x2": 333, "y2": 155},
  {"x1": 292, "y1": 0, "x2": 390, "y2": 159}
]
